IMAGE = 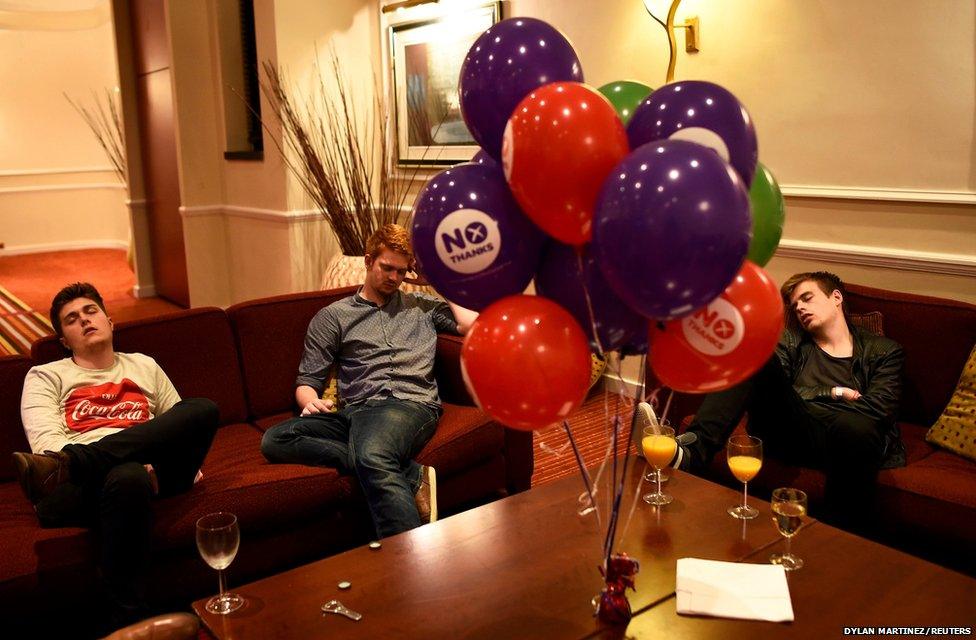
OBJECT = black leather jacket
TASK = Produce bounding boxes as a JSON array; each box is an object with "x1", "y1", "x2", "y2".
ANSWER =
[{"x1": 775, "y1": 324, "x2": 906, "y2": 468}]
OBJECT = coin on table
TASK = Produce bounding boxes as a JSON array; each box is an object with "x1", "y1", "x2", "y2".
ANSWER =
[
  {"x1": 368, "y1": 542, "x2": 382, "y2": 550},
  {"x1": 338, "y1": 581, "x2": 351, "y2": 590}
]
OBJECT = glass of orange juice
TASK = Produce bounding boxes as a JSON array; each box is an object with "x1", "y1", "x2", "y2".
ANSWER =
[
  {"x1": 642, "y1": 425, "x2": 676, "y2": 506},
  {"x1": 726, "y1": 434, "x2": 762, "y2": 519}
]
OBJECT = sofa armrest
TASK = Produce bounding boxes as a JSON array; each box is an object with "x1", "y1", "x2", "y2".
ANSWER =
[
  {"x1": 504, "y1": 428, "x2": 534, "y2": 494},
  {"x1": 435, "y1": 334, "x2": 476, "y2": 406}
]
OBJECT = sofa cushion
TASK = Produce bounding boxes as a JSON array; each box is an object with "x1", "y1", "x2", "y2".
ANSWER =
[
  {"x1": 879, "y1": 450, "x2": 976, "y2": 509},
  {"x1": 850, "y1": 311, "x2": 884, "y2": 336},
  {"x1": 255, "y1": 404, "x2": 503, "y2": 481},
  {"x1": 416, "y1": 403, "x2": 503, "y2": 477},
  {"x1": 228, "y1": 288, "x2": 358, "y2": 419},
  {"x1": 0, "y1": 356, "x2": 32, "y2": 481},
  {"x1": 32, "y1": 309, "x2": 248, "y2": 426},
  {"x1": 0, "y1": 482, "x2": 93, "y2": 585},
  {"x1": 899, "y1": 422, "x2": 938, "y2": 465},
  {"x1": 925, "y1": 343, "x2": 976, "y2": 462},
  {"x1": 845, "y1": 284, "x2": 976, "y2": 427},
  {"x1": 151, "y1": 423, "x2": 356, "y2": 551}
]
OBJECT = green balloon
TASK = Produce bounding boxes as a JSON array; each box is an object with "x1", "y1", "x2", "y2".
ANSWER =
[
  {"x1": 597, "y1": 80, "x2": 653, "y2": 126},
  {"x1": 747, "y1": 162, "x2": 786, "y2": 267}
]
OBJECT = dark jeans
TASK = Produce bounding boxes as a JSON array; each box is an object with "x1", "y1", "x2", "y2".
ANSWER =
[
  {"x1": 685, "y1": 357, "x2": 885, "y2": 528},
  {"x1": 36, "y1": 398, "x2": 220, "y2": 624},
  {"x1": 261, "y1": 398, "x2": 440, "y2": 538}
]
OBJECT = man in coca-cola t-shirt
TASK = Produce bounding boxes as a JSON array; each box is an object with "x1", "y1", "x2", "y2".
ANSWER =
[{"x1": 11, "y1": 282, "x2": 219, "y2": 630}]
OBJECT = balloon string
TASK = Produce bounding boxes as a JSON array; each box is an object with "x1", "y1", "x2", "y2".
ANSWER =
[
  {"x1": 602, "y1": 412, "x2": 622, "y2": 560},
  {"x1": 661, "y1": 388, "x2": 675, "y2": 427},
  {"x1": 562, "y1": 420, "x2": 599, "y2": 522},
  {"x1": 604, "y1": 350, "x2": 644, "y2": 566},
  {"x1": 575, "y1": 249, "x2": 606, "y2": 355},
  {"x1": 620, "y1": 362, "x2": 656, "y2": 544}
]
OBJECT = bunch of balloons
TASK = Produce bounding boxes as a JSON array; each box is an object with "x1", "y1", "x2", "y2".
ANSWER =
[{"x1": 411, "y1": 17, "x2": 787, "y2": 431}]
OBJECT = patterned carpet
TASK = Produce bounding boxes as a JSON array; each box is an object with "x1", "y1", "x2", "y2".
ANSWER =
[
  {"x1": 0, "y1": 285, "x2": 52, "y2": 356},
  {"x1": 531, "y1": 391, "x2": 641, "y2": 487}
]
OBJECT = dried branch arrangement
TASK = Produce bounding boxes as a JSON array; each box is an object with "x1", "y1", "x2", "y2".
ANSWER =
[
  {"x1": 259, "y1": 52, "x2": 429, "y2": 256},
  {"x1": 64, "y1": 89, "x2": 127, "y2": 185}
]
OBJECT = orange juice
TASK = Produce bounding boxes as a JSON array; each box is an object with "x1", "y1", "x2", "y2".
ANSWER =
[
  {"x1": 728, "y1": 455, "x2": 762, "y2": 482},
  {"x1": 642, "y1": 435, "x2": 677, "y2": 469}
]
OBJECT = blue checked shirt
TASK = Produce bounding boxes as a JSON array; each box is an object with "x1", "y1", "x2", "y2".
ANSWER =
[{"x1": 296, "y1": 290, "x2": 459, "y2": 408}]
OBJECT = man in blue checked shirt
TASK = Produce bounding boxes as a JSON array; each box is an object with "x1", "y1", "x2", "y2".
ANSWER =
[{"x1": 261, "y1": 224, "x2": 476, "y2": 538}]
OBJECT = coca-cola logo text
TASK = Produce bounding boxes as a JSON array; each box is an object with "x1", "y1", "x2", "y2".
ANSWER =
[{"x1": 65, "y1": 378, "x2": 151, "y2": 433}]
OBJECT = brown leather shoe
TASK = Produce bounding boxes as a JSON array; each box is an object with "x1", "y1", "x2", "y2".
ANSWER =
[
  {"x1": 101, "y1": 612, "x2": 200, "y2": 640},
  {"x1": 415, "y1": 465, "x2": 438, "y2": 524},
  {"x1": 11, "y1": 450, "x2": 72, "y2": 504}
]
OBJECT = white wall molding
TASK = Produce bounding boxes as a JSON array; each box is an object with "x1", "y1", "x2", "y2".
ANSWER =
[
  {"x1": 0, "y1": 182, "x2": 125, "y2": 195},
  {"x1": 776, "y1": 239, "x2": 976, "y2": 277},
  {"x1": 179, "y1": 204, "x2": 323, "y2": 223},
  {"x1": 0, "y1": 239, "x2": 128, "y2": 256},
  {"x1": 224, "y1": 205, "x2": 322, "y2": 223},
  {"x1": 0, "y1": 166, "x2": 117, "y2": 177},
  {"x1": 781, "y1": 184, "x2": 976, "y2": 205},
  {"x1": 179, "y1": 205, "x2": 223, "y2": 218}
]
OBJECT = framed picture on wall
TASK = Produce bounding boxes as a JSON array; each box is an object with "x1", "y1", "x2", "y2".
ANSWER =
[{"x1": 389, "y1": 2, "x2": 502, "y2": 165}]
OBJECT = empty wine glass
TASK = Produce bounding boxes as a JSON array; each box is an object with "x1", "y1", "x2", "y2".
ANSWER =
[
  {"x1": 727, "y1": 434, "x2": 762, "y2": 519},
  {"x1": 642, "y1": 424, "x2": 676, "y2": 506},
  {"x1": 196, "y1": 512, "x2": 245, "y2": 614},
  {"x1": 770, "y1": 487, "x2": 807, "y2": 571}
]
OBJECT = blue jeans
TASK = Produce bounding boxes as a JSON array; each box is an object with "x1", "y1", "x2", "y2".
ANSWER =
[{"x1": 261, "y1": 398, "x2": 440, "y2": 538}]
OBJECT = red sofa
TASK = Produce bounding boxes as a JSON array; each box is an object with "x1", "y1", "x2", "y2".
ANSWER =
[
  {"x1": 652, "y1": 283, "x2": 976, "y2": 576},
  {"x1": 0, "y1": 286, "x2": 532, "y2": 628}
]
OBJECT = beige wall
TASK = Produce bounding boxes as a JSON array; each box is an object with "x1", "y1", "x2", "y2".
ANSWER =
[
  {"x1": 161, "y1": 0, "x2": 378, "y2": 307},
  {"x1": 492, "y1": 0, "x2": 976, "y2": 390},
  {"x1": 160, "y1": 0, "x2": 974, "y2": 320},
  {"x1": 0, "y1": 4, "x2": 129, "y2": 254}
]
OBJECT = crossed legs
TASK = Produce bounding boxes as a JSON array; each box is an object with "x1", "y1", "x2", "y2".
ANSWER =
[{"x1": 262, "y1": 398, "x2": 439, "y2": 538}]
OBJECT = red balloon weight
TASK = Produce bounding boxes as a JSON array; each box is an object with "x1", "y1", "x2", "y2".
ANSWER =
[
  {"x1": 649, "y1": 261, "x2": 784, "y2": 393},
  {"x1": 461, "y1": 295, "x2": 591, "y2": 430},
  {"x1": 502, "y1": 82, "x2": 629, "y2": 245}
]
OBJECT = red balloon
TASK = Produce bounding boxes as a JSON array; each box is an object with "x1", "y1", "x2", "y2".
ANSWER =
[
  {"x1": 461, "y1": 295, "x2": 591, "y2": 430},
  {"x1": 502, "y1": 82, "x2": 629, "y2": 245},
  {"x1": 649, "y1": 261, "x2": 784, "y2": 393}
]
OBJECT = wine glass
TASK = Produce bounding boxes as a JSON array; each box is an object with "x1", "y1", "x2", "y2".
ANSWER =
[
  {"x1": 770, "y1": 487, "x2": 807, "y2": 571},
  {"x1": 642, "y1": 418, "x2": 672, "y2": 485},
  {"x1": 641, "y1": 424, "x2": 676, "y2": 506},
  {"x1": 196, "y1": 512, "x2": 245, "y2": 614},
  {"x1": 726, "y1": 434, "x2": 762, "y2": 519}
]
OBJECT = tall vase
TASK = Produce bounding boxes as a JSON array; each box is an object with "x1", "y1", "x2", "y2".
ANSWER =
[{"x1": 320, "y1": 254, "x2": 366, "y2": 290}]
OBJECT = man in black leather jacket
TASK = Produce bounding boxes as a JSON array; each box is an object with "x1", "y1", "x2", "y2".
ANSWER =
[{"x1": 674, "y1": 271, "x2": 905, "y2": 528}]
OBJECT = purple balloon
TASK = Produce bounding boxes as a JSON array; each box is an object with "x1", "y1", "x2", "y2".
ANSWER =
[
  {"x1": 628, "y1": 81, "x2": 758, "y2": 185},
  {"x1": 470, "y1": 149, "x2": 496, "y2": 167},
  {"x1": 412, "y1": 162, "x2": 545, "y2": 310},
  {"x1": 536, "y1": 242, "x2": 648, "y2": 353},
  {"x1": 593, "y1": 140, "x2": 751, "y2": 321},
  {"x1": 459, "y1": 17, "x2": 583, "y2": 160}
]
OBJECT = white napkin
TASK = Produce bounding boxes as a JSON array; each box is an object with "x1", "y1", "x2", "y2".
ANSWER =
[{"x1": 675, "y1": 558, "x2": 794, "y2": 622}]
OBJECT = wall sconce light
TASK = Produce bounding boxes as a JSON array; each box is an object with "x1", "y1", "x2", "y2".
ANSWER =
[
  {"x1": 643, "y1": 0, "x2": 699, "y2": 82},
  {"x1": 382, "y1": 0, "x2": 439, "y2": 14}
]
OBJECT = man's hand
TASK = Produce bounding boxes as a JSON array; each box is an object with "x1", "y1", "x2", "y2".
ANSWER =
[
  {"x1": 143, "y1": 464, "x2": 159, "y2": 495},
  {"x1": 301, "y1": 398, "x2": 335, "y2": 416},
  {"x1": 834, "y1": 386, "x2": 862, "y2": 402}
]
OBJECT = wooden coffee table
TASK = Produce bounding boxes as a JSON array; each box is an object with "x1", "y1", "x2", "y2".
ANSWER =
[
  {"x1": 194, "y1": 461, "x2": 783, "y2": 638},
  {"x1": 612, "y1": 522, "x2": 976, "y2": 639},
  {"x1": 194, "y1": 460, "x2": 975, "y2": 638}
]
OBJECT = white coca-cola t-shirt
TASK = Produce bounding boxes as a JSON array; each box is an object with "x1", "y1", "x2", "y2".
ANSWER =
[{"x1": 21, "y1": 353, "x2": 181, "y2": 454}]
